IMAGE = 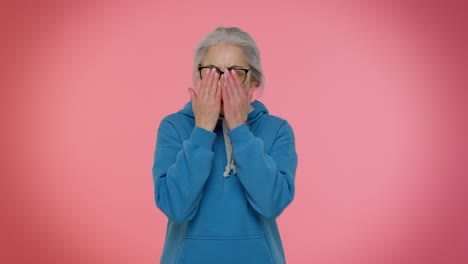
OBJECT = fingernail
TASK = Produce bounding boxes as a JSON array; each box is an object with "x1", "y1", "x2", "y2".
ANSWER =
[{"x1": 231, "y1": 69, "x2": 236, "y2": 75}]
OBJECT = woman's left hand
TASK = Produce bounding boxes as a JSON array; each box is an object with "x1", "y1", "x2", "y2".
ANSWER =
[{"x1": 222, "y1": 69, "x2": 255, "y2": 130}]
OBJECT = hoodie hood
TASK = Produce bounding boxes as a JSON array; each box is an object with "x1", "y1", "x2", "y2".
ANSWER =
[{"x1": 178, "y1": 100, "x2": 269, "y2": 125}]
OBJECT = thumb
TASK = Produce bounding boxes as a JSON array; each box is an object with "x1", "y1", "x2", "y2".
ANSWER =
[
  {"x1": 188, "y1": 87, "x2": 197, "y2": 101},
  {"x1": 247, "y1": 88, "x2": 255, "y2": 102}
]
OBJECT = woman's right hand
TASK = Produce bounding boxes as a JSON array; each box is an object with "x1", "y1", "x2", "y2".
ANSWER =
[{"x1": 188, "y1": 68, "x2": 221, "y2": 132}]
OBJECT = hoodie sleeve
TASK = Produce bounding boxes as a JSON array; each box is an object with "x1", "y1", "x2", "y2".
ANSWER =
[
  {"x1": 152, "y1": 118, "x2": 216, "y2": 223},
  {"x1": 228, "y1": 121, "x2": 298, "y2": 219}
]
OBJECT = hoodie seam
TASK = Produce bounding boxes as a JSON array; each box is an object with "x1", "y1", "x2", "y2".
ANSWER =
[
  {"x1": 269, "y1": 121, "x2": 288, "y2": 153},
  {"x1": 163, "y1": 117, "x2": 183, "y2": 143}
]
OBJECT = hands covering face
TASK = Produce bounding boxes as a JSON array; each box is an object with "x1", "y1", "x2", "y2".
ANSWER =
[
  {"x1": 221, "y1": 69, "x2": 254, "y2": 130},
  {"x1": 188, "y1": 68, "x2": 221, "y2": 132},
  {"x1": 188, "y1": 68, "x2": 254, "y2": 131}
]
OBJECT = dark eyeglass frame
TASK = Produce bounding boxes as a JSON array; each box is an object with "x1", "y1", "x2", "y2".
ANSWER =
[{"x1": 198, "y1": 65, "x2": 251, "y2": 83}]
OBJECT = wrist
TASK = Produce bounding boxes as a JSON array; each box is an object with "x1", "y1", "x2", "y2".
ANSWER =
[
  {"x1": 190, "y1": 126, "x2": 216, "y2": 150},
  {"x1": 196, "y1": 119, "x2": 216, "y2": 132},
  {"x1": 227, "y1": 123, "x2": 253, "y2": 145},
  {"x1": 227, "y1": 121, "x2": 245, "y2": 130}
]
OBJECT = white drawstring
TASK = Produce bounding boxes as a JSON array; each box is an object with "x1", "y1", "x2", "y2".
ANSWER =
[
  {"x1": 220, "y1": 105, "x2": 254, "y2": 178},
  {"x1": 222, "y1": 118, "x2": 236, "y2": 177}
]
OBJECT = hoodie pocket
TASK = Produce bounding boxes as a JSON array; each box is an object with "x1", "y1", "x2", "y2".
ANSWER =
[{"x1": 176, "y1": 235, "x2": 273, "y2": 264}]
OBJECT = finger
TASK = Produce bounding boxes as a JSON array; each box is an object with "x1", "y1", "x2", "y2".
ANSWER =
[
  {"x1": 221, "y1": 74, "x2": 230, "y2": 104},
  {"x1": 223, "y1": 71, "x2": 233, "y2": 101},
  {"x1": 206, "y1": 68, "x2": 218, "y2": 98},
  {"x1": 201, "y1": 68, "x2": 215, "y2": 99},
  {"x1": 231, "y1": 69, "x2": 244, "y2": 91},
  {"x1": 226, "y1": 70, "x2": 240, "y2": 101},
  {"x1": 209, "y1": 71, "x2": 219, "y2": 98},
  {"x1": 215, "y1": 80, "x2": 222, "y2": 102},
  {"x1": 197, "y1": 68, "x2": 210, "y2": 98}
]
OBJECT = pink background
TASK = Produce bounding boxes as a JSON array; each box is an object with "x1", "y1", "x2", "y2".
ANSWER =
[{"x1": 1, "y1": 1, "x2": 467, "y2": 263}]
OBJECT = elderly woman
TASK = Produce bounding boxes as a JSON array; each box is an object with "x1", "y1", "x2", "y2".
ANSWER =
[{"x1": 152, "y1": 26, "x2": 298, "y2": 264}]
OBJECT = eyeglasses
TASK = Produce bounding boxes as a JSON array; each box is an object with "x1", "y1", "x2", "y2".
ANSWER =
[{"x1": 198, "y1": 65, "x2": 251, "y2": 83}]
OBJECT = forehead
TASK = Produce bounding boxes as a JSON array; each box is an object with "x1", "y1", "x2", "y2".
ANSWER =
[{"x1": 201, "y1": 43, "x2": 248, "y2": 66}]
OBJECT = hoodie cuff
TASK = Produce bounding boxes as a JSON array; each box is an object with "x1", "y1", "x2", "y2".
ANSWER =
[
  {"x1": 190, "y1": 126, "x2": 216, "y2": 150},
  {"x1": 227, "y1": 124, "x2": 254, "y2": 145}
]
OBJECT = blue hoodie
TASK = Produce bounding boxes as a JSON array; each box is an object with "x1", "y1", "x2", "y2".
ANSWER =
[{"x1": 152, "y1": 100, "x2": 298, "y2": 264}]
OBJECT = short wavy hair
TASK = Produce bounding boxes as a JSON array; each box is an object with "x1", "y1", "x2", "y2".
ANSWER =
[{"x1": 193, "y1": 26, "x2": 265, "y2": 91}]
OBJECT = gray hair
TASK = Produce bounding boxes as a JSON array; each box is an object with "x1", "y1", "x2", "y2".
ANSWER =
[{"x1": 193, "y1": 27, "x2": 264, "y2": 89}]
